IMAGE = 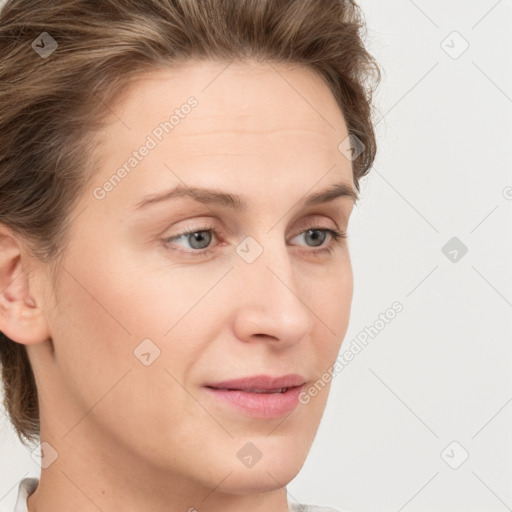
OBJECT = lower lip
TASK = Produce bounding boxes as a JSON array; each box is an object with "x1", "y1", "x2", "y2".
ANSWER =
[{"x1": 204, "y1": 385, "x2": 304, "y2": 418}]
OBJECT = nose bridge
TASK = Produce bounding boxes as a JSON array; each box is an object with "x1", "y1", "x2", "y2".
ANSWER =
[{"x1": 232, "y1": 232, "x2": 314, "y2": 342}]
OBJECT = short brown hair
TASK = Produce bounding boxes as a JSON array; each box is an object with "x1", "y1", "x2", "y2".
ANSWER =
[{"x1": 0, "y1": 0, "x2": 380, "y2": 446}]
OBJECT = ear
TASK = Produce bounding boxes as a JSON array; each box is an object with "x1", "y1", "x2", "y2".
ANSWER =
[{"x1": 0, "y1": 226, "x2": 51, "y2": 345}]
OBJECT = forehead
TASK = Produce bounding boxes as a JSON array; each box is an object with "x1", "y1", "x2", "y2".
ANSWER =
[
  {"x1": 87, "y1": 60, "x2": 354, "y2": 206},
  {"x1": 104, "y1": 59, "x2": 348, "y2": 145}
]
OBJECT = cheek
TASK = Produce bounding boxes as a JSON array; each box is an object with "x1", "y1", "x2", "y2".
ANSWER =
[
  {"x1": 50, "y1": 267, "x2": 133, "y2": 387},
  {"x1": 311, "y1": 261, "x2": 353, "y2": 354},
  {"x1": 48, "y1": 260, "x2": 205, "y2": 443}
]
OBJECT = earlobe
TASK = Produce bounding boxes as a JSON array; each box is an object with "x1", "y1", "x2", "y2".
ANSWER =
[{"x1": 0, "y1": 227, "x2": 51, "y2": 345}]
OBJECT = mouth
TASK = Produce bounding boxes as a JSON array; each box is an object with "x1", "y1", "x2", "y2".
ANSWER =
[
  {"x1": 210, "y1": 387, "x2": 291, "y2": 393},
  {"x1": 203, "y1": 374, "x2": 306, "y2": 418}
]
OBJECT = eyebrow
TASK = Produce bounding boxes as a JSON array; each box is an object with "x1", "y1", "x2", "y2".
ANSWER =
[{"x1": 133, "y1": 181, "x2": 358, "y2": 211}]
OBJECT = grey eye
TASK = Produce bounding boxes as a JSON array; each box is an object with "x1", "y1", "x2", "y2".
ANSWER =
[
  {"x1": 181, "y1": 231, "x2": 213, "y2": 250},
  {"x1": 297, "y1": 229, "x2": 328, "y2": 247}
]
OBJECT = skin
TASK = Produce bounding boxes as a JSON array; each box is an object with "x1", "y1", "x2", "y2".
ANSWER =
[{"x1": 0, "y1": 59, "x2": 356, "y2": 512}]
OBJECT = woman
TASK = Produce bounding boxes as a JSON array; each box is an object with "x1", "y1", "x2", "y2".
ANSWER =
[{"x1": 0, "y1": 1, "x2": 380, "y2": 511}]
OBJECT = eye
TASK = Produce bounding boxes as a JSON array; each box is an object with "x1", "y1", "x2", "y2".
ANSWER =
[
  {"x1": 163, "y1": 223, "x2": 218, "y2": 256},
  {"x1": 290, "y1": 225, "x2": 347, "y2": 255},
  {"x1": 162, "y1": 223, "x2": 347, "y2": 257},
  {"x1": 173, "y1": 229, "x2": 213, "y2": 250},
  {"x1": 292, "y1": 227, "x2": 337, "y2": 247}
]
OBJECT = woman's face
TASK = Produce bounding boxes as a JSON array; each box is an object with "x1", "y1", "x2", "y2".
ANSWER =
[{"x1": 30, "y1": 60, "x2": 356, "y2": 498}]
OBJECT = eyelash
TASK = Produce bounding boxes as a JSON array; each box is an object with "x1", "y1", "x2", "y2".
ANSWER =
[{"x1": 162, "y1": 223, "x2": 347, "y2": 258}]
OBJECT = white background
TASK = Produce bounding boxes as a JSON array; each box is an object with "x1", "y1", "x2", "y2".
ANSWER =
[{"x1": 1, "y1": 1, "x2": 511, "y2": 511}]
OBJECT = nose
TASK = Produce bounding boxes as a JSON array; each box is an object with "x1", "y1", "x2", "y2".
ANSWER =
[{"x1": 230, "y1": 238, "x2": 316, "y2": 347}]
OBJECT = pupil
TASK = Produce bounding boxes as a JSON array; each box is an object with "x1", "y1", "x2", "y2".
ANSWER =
[
  {"x1": 306, "y1": 229, "x2": 325, "y2": 247},
  {"x1": 190, "y1": 231, "x2": 211, "y2": 249}
]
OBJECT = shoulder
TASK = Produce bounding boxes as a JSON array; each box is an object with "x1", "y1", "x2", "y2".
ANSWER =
[
  {"x1": 290, "y1": 503, "x2": 354, "y2": 512},
  {"x1": 13, "y1": 477, "x2": 39, "y2": 512}
]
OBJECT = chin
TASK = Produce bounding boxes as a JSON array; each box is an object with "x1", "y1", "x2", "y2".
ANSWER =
[
  {"x1": 220, "y1": 462, "x2": 303, "y2": 495},
  {"x1": 218, "y1": 440, "x2": 308, "y2": 495}
]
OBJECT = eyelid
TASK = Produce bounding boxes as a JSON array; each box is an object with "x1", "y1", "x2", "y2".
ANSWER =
[{"x1": 162, "y1": 220, "x2": 347, "y2": 258}]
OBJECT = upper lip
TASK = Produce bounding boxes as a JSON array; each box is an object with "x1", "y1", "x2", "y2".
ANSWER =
[{"x1": 204, "y1": 374, "x2": 306, "y2": 391}]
